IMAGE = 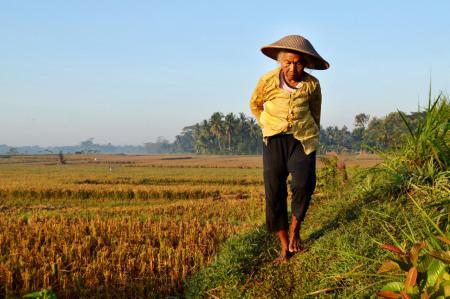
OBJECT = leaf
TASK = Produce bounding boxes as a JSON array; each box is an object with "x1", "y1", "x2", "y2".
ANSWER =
[
  {"x1": 427, "y1": 251, "x2": 450, "y2": 265},
  {"x1": 398, "y1": 110, "x2": 415, "y2": 141},
  {"x1": 382, "y1": 226, "x2": 405, "y2": 251},
  {"x1": 382, "y1": 244, "x2": 405, "y2": 256},
  {"x1": 426, "y1": 260, "x2": 446, "y2": 287},
  {"x1": 405, "y1": 267, "x2": 418, "y2": 288},
  {"x1": 381, "y1": 282, "x2": 404, "y2": 293},
  {"x1": 407, "y1": 241, "x2": 427, "y2": 265},
  {"x1": 388, "y1": 255, "x2": 413, "y2": 272},
  {"x1": 404, "y1": 285, "x2": 420, "y2": 296},
  {"x1": 22, "y1": 291, "x2": 43, "y2": 298},
  {"x1": 401, "y1": 292, "x2": 411, "y2": 299},
  {"x1": 376, "y1": 291, "x2": 401, "y2": 298},
  {"x1": 416, "y1": 254, "x2": 435, "y2": 273},
  {"x1": 435, "y1": 236, "x2": 450, "y2": 248},
  {"x1": 437, "y1": 280, "x2": 450, "y2": 298},
  {"x1": 377, "y1": 261, "x2": 400, "y2": 274},
  {"x1": 435, "y1": 236, "x2": 450, "y2": 244},
  {"x1": 420, "y1": 286, "x2": 429, "y2": 299}
]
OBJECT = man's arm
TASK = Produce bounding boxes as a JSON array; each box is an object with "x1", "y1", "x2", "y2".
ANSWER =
[
  {"x1": 309, "y1": 82, "x2": 322, "y2": 127},
  {"x1": 249, "y1": 77, "x2": 266, "y2": 125}
]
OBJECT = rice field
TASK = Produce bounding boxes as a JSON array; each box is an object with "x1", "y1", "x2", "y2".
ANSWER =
[
  {"x1": 0, "y1": 153, "x2": 382, "y2": 298},
  {"x1": 0, "y1": 154, "x2": 266, "y2": 298}
]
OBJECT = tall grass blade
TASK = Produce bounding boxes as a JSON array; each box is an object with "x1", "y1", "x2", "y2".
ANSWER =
[
  {"x1": 0, "y1": 252, "x2": 7, "y2": 263},
  {"x1": 407, "y1": 194, "x2": 446, "y2": 238},
  {"x1": 397, "y1": 110, "x2": 415, "y2": 139},
  {"x1": 381, "y1": 225, "x2": 404, "y2": 251},
  {"x1": 401, "y1": 209, "x2": 416, "y2": 244}
]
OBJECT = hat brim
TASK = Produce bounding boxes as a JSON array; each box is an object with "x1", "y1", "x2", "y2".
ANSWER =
[{"x1": 261, "y1": 46, "x2": 330, "y2": 70}]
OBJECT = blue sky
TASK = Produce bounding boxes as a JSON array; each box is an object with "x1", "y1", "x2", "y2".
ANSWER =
[{"x1": 1, "y1": 1, "x2": 449, "y2": 146}]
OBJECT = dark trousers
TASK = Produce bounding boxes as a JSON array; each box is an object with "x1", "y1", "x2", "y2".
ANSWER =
[{"x1": 263, "y1": 134, "x2": 316, "y2": 233}]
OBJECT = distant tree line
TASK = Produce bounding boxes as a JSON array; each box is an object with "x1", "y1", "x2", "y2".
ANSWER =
[
  {"x1": 0, "y1": 110, "x2": 426, "y2": 156},
  {"x1": 163, "y1": 109, "x2": 426, "y2": 155},
  {"x1": 171, "y1": 112, "x2": 263, "y2": 155},
  {"x1": 318, "y1": 111, "x2": 426, "y2": 154},
  {"x1": 0, "y1": 139, "x2": 146, "y2": 156}
]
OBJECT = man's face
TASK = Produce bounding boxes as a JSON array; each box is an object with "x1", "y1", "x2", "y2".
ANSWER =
[{"x1": 281, "y1": 53, "x2": 304, "y2": 82}]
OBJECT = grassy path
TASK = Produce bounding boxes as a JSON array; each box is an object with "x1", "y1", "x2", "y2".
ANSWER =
[{"x1": 184, "y1": 189, "x2": 412, "y2": 298}]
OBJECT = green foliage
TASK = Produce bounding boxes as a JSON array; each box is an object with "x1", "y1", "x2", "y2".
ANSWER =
[
  {"x1": 185, "y1": 227, "x2": 273, "y2": 298},
  {"x1": 6, "y1": 148, "x2": 19, "y2": 155},
  {"x1": 317, "y1": 155, "x2": 347, "y2": 193},
  {"x1": 400, "y1": 92, "x2": 449, "y2": 170},
  {"x1": 23, "y1": 288, "x2": 57, "y2": 299},
  {"x1": 366, "y1": 92, "x2": 449, "y2": 195},
  {"x1": 319, "y1": 109, "x2": 428, "y2": 153},
  {"x1": 375, "y1": 224, "x2": 449, "y2": 298},
  {"x1": 362, "y1": 91, "x2": 450, "y2": 298},
  {"x1": 188, "y1": 112, "x2": 263, "y2": 155},
  {"x1": 162, "y1": 101, "x2": 445, "y2": 155},
  {"x1": 354, "y1": 113, "x2": 370, "y2": 128}
]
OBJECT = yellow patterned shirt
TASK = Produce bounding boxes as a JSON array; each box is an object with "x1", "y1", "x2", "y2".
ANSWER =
[{"x1": 250, "y1": 67, "x2": 322, "y2": 155}]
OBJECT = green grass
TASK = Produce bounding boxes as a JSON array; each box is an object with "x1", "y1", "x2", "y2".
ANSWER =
[
  {"x1": 184, "y1": 180, "x2": 448, "y2": 298},
  {"x1": 184, "y1": 92, "x2": 449, "y2": 298}
]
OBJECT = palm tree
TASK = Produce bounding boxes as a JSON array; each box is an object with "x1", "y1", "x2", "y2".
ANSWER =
[
  {"x1": 199, "y1": 120, "x2": 212, "y2": 153},
  {"x1": 223, "y1": 113, "x2": 236, "y2": 152},
  {"x1": 247, "y1": 118, "x2": 259, "y2": 137},
  {"x1": 200, "y1": 120, "x2": 210, "y2": 135},
  {"x1": 193, "y1": 123, "x2": 205, "y2": 154},
  {"x1": 238, "y1": 112, "x2": 248, "y2": 127},
  {"x1": 325, "y1": 126, "x2": 334, "y2": 147},
  {"x1": 209, "y1": 112, "x2": 224, "y2": 152}
]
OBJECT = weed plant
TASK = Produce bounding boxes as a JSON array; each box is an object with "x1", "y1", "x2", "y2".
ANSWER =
[
  {"x1": 362, "y1": 93, "x2": 449, "y2": 298},
  {"x1": 367, "y1": 92, "x2": 449, "y2": 195}
]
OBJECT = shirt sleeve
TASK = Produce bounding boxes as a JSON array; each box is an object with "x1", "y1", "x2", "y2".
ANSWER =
[
  {"x1": 309, "y1": 81, "x2": 322, "y2": 128},
  {"x1": 249, "y1": 77, "x2": 266, "y2": 125}
]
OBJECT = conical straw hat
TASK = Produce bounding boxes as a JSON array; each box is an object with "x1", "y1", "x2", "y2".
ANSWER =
[{"x1": 261, "y1": 35, "x2": 329, "y2": 70}]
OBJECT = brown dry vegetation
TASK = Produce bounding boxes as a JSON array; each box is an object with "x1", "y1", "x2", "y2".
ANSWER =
[
  {"x1": 0, "y1": 154, "x2": 263, "y2": 168},
  {"x1": 0, "y1": 154, "x2": 381, "y2": 298},
  {"x1": 0, "y1": 204, "x2": 259, "y2": 297}
]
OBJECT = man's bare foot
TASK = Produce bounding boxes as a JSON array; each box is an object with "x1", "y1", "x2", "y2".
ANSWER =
[
  {"x1": 273, "y1": 251, "x2": 292, "y2": 263},
  {"x1": 289, "y1": 227, "x2": 304, "y2": 253}
]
